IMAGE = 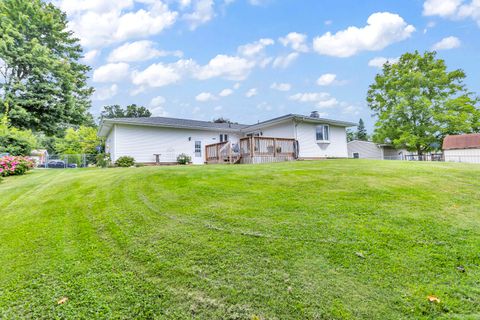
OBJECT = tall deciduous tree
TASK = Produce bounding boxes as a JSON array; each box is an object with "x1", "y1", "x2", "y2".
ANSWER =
[
  {"x1": 99, "y1": 104, "x2": 152, "y2": 120},
  {"x1": 0, "y1": 0, "x2": 93, "y2": 135},
  {"x1": 367, "y1": 51, "x2": 480, "y2": 155}
]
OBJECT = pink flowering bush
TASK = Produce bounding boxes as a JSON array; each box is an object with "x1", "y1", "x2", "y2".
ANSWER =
[{"x1": 0, "y1": 156, "x2": 36, "y2": 177}]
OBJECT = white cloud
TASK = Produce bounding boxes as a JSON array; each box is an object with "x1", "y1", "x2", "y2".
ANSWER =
[
  {"x1": 279, "y1": 32, "x2": 309, "y2": 52},
  {"x1": 313, "y1": 12, "x2": 415, "y2": 57},
  {"x1": 342, "y1": 104, "x2": 362, "y2": 115},
  {"x1": 82, "y1": 49, "x2": 100, "y2": 63},
  {"x1": 272, "y1": 52, "x2": 299, "y2": 68},
  {"x1": 63, "y1": 1, "x2": 178, "y2": 48},
  {"x1": 219, "y1": 88, "x2": 234, "y2": 97},
  {"x1": 368, "y1": 57, "x2": 399, "y2": 68},
  {"x1": 93, "y1": 84, "x2": 118, "y2": 101},
  {"x1": 245, "y1": 88, "x2": 258, "y2": 98},
  {"x1": 233, "y1": 83, "x2": 241, "y2": 89},
  {"x1": 423, "y1": 0, "x2": 480, "y2": 25},
  {"x1": 289, "y1": 92, "x2": 339, "y2": 109},
  {"x1": 132, "y1": 62, "x2": 184, "y2": 87},
  {"x1": 270, "y1": 82, "x2": 291, "y2": 91},
  {"x1": 238, "y1": 38, "x2": 275, "y2": 57},
  {"x1": 316, "y1": 73, "x2": 337, "y2": 86},
  {"x1": 196, "y1": 92, "x2": 217, "y2": 102},
  {"x1": 214, "y1": 105, "x2": 223, "y2": 111},
  {"x1": 148, "y1": 96, "x2": 169, "y2": 116},
  {"x1": 423, "y1": 0, "x2": 463, "y2": 17},
  {"x1": 182, "y1": 0, "x2": 215, "y2": 30},
  {"x1": 432, "y1": 36, "x2": 461, "y2": 50},
  {"x1": 194, "y1": 55, "x2": 255, "y2": 81},
  {"x1": 93, "y1": 63, "x2": 130, "y2": 82},
  {"x1": 108, "y1": 41, "x2": 182, "y2": 62}
]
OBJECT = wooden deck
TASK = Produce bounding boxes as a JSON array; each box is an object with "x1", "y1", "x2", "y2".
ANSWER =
[{"x1": 205, "y1": 137, "x2": 297, "y2": 164}]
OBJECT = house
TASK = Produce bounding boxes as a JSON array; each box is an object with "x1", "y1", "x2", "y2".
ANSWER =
[
  {"x1": 30, "y1": 149, "x2": 49, "y2": 166},
  {"x1": 347, "y1": 140, "x2": 408, "y2": 160},
  {"x1": 443, "y1": 133, "x2": 480, "y2": 163},
  {"x1": 97, "y1": 113, "x2": 356, "y2": 165}
]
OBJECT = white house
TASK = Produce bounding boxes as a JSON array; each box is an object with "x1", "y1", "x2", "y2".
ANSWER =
[
  {"x1": 97, "y1": 113, "x2": 356, "y2": 165},
  {"x1": 443, "y1": 133, "x2": 480, "y2": 163},
  {"x1": 347, "y1": 140, "x2": 409, "y2": 160}
]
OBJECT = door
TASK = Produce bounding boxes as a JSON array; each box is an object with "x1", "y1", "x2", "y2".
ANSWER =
[{"x1": 192, "y1": 141, "x2": 204, "y2": 164}]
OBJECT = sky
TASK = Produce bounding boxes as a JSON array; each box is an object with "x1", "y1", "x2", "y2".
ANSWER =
[{"x1": 54, "y1": 0, "x2": 480, "y2": 130}]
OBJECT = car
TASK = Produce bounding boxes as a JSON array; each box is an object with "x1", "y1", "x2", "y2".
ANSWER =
[{"x1": 46, "y1": 160, "x2": 66, "y2": 168}]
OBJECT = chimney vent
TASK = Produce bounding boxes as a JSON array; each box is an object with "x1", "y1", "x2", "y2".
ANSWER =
[{"x1": 310, "y1": 111, "x2": 319, "y2": 118}]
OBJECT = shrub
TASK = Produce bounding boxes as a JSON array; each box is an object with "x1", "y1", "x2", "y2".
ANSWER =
[
  {"x1": 0, "y1": 125, "x2": 37, "y2": 156},
  {"x1": 96, "y1": 153, "x2": 111, "y2": 168},
  {"x1": 0, "y1": 156, "x2": 36, "y2": 177},
  {"x1": 177, "y1": 153, "x2": 191, "y2": 165},
  {"x1": 115, "y1": 156, "x2": 135, "y2": 167}
]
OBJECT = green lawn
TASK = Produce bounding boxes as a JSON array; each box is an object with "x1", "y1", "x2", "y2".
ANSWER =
[{"x1": 1, "y1": 160, "x2": 479, "y2": 319}]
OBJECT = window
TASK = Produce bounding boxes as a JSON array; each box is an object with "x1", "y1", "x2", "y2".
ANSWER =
[
  {"x1": 316, "y1": 125, "x2": 330, "y2": 142},
  {"x1": 195, "y1": 141, "x2": 201, "y2": 157},
  {"x1": 220, "y1": 134, "x2": 228, "y2": 142}
]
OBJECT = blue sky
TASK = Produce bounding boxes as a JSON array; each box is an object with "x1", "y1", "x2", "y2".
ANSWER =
[{"x1": 56, "y1": 0, "x2": 480, "y2": 131}]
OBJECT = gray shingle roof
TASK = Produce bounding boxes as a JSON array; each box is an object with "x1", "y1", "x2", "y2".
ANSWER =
[{"x1": 103, "y1": 117, "x2": 248, "y2": 130}]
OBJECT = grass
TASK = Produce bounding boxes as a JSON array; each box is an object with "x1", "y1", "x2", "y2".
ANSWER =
[{"x1": 0, "y1": 160, "x2": 479, "y2": 319}]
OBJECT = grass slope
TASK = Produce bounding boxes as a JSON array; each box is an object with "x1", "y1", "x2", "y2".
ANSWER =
[{"x1": 0, "y1": 160, "x2": 479, "y2": 319}]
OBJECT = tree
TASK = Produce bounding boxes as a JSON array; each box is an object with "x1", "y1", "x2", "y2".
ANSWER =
[
  {"x1": 356, "y1": 119, "x2": 368, "y2": 141},
  {"x1": 55, "y1": 126, "x2": 102, "y2": 155},
  {"x1": 346, "y1": 129, "x2": 355, "y2": 142},
  {"x1": 99, "y1": 104, "x2": 152, "y2": 120},
  {"x1": 0, "y1": 0, "x2": 93, "y2": 135},
  {"x1": 367, "y1": 51, "x2": 480, "y2": 155},
  {"x1": 0, "y1": 124, "x2": 37, "y2": 156},
  {"x1": 212, "y1": 117, "x2": 238, "y2": 124}
]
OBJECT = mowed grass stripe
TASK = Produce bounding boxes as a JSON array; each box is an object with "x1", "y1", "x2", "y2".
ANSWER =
[{"x1": 0, "y1": 160, "x2": 479, "y2": 319}]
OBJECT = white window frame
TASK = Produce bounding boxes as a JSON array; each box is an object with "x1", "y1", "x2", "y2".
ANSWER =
[{"x1": 316, "y1": 125, "x2": 330, "y2": 143}]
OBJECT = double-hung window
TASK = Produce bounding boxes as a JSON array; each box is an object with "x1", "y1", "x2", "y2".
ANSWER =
[
  {"x1": 316, "y1": 125, "x2": 330, "y2": 142},
  {"x1": 220, "y1": 134, "x2": 228, "y2": 142}
]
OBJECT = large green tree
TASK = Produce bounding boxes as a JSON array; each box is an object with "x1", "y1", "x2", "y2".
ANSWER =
[
  {"x1": 99, "y1": 104, "x2": 152, "y2": 121},
  {"x1": 367, "y1": 51, "x2": 480, "y2": 155},
  {"x1": 0, "y1": 0, "x2": 93, "y2": 135}
]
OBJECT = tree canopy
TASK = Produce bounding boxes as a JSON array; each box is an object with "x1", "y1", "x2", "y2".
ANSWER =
[
  {"x1": 99, "y1": 104, "x2": 152, "y2": 120},
  {"x1": 55, "y1": 126, "x2": 102, "y2": 155},
  {"x1": 0, "y1": 0, "x2": 93, "y2": 136},
  {"x1": 367, "y1": 51, "x2": 480, "y2": 154}
]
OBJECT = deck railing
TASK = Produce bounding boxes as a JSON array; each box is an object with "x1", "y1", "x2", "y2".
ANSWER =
[
  {"x1": 239, "y1": 137, "x2": 297, "y2": 164},
  {"x1": 205, "y1": 137, "x2": 297, "y2": 164}
]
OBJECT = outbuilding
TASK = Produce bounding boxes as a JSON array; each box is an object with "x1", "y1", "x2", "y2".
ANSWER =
[{"x1": 443, "y1": 133, "x2": 480, "y2": 163}]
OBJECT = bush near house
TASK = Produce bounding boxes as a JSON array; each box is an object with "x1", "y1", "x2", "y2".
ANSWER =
[
  {"x1": 0, "y1": 156, "x2": 35, "y2": 177},
  {"x1": 177, "y1": 153, "x2": 191, "y2": 164},
  {"x1": 115, "y1": 156, "x2": 135, "y2": 167}
]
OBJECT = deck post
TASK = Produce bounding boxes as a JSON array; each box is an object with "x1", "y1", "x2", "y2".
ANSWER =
[
  {"x1": 250, "y1": 137, "x2": 254, "y2": 158},
  {"x1": 273, "y1": 138, "x2": 277, "y2": 158},
  {"x1": 216, "y1": 143, "x2": 220, "y2": 163}
]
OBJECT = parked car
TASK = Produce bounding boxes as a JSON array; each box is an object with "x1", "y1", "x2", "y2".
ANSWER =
[{"x1": 46, "y1": 160, "x2": 66, "y2": 168}]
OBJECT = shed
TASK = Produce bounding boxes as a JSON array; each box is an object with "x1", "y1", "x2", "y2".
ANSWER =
[{"x1": 443, "y1": 134, "x2": 480, "y2": 163}]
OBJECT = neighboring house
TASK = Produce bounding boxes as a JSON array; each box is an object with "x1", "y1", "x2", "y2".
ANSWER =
[
  {"x1": 443, "y1": 133, "x2": 480, "y2": 163},
  {"x1": 97, "y1": 113, "x2": 355, "y2": 165},
  {"x1": 347, "y1": 140, "x2": 408, "y2": 160},
  {"x1": 30, "y1": 149, "x2": 49, "y2": 165}
]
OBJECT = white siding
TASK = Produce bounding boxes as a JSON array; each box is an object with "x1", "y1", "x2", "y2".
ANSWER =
[
  {"x1": 247, "y1": 122, "x2": 295, "y2": 138},
  {"x1": 113, "y1": 124, "x2": 240, "y2": 165},
  {"x1": 105, "y1": 125, "x2": 116, "y2": 159},
  {"x1": 444, "y1": 149, "x2": 480, "y2": 164},
  {"x1": 347, "y1": 141, "x2": 383, "y2": 159},
  {"x1": 295, "y1": 122, "x2": 348, "y2": 158}
]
